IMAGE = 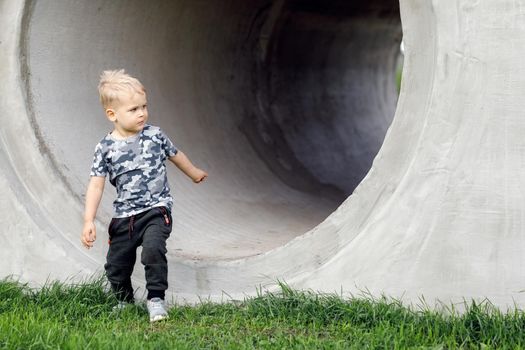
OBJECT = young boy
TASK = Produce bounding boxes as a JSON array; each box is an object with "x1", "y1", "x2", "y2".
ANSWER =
[{"x1": 81, "y1": 69, "x2": 207, "y2": 322}]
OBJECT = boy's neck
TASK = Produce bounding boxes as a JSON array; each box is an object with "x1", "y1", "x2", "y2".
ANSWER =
[{"x1": 111, "y1": 128, "x2": 141, "y2": 140}]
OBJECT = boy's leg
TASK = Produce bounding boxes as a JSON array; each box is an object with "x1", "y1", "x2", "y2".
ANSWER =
[
  {"x1": 104, "y1": 217, "x2": 139, "y2": 303},
  {"x1": 138, "y1": 207, "x2": 172, "y2": 300}
]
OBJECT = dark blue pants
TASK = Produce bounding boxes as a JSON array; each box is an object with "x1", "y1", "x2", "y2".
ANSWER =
[{"x1": 104, "y1": 207, "x2": 172, "y2": 302}]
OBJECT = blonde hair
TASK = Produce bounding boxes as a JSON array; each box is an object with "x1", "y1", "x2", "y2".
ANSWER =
[{"x1": 98, "y1": 69, "x2": 145, "y2": 109}]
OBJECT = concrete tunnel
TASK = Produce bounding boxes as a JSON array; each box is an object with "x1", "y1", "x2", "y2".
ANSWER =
[{"x1": 2, "y1": 0, "x2": 525, "y2": 307}]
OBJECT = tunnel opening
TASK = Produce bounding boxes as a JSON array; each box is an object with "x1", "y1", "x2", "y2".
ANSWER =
[
  {"x1": 24, "y1": 0, "x2": 401, "y2": 261},
  {"x1": 243, "y1": 0, "x2": 402, "y2": 198}
]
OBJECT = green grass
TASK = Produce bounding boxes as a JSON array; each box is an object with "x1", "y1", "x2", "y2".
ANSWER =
[
  {"x1": 1, "y1": 278, "x2": 525, "y2": 349},
  {"x1": 396, "y1": 65, "x2": 403, "y2": 93}
]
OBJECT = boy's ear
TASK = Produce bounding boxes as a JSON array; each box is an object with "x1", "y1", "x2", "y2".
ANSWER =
[{"x1": 105, "y1": 108, "x2": 116, "y2": 122}]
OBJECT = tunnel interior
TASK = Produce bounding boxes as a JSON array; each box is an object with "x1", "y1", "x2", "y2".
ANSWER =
[{"x1": 23, "y1": 0, "x2": 401, "y2": 261}]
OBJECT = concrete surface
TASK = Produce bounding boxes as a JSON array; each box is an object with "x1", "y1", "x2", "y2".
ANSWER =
[{"x1": 1, "y1": 0, "x2": 524, "y2": 308}]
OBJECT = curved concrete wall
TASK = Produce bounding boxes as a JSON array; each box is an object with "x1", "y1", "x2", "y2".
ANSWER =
[
  {"x1": 24, "y1": 0, "x2": 400, "y2": 261},
  {"x1": 2, "y1": 0, "x2": 523, "y2": 308}
]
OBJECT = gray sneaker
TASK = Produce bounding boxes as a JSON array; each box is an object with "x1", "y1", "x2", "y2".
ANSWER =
[{"x1": 147, "y1": 297, "x2": 169, "y2": 322}]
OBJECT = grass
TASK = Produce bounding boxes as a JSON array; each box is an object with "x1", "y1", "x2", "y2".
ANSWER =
[
  {"x1": 1, "y1": 278, "x2": 525, "y2": 349},
  {"x1": 396, "y1": 64, "x2": 403, "y2": 94}
]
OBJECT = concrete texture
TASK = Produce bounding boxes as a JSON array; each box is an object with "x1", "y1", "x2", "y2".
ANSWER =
[{"x1": 1, "y1": 0, "x2": 524, "y2": 308}]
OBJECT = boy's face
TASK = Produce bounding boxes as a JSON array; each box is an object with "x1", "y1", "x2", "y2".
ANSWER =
[{"x1": 106, "y1": 90, "x2": 148, "y2": 137}]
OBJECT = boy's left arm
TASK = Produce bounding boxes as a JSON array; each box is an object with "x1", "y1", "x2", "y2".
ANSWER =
[{"x1": 169, "y1": 151, "x2": 208, "y2": 183}]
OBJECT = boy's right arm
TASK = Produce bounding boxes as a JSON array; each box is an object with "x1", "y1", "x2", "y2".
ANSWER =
[{"x1": 81, "y1": 176, "x2": 105, "y2": 249}]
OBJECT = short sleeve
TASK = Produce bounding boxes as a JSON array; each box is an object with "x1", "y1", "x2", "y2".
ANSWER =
[
  {"x1": 89, "y1": 143, "x2": 108, "y2": 177},
  {"x1": 159, "y1": 129, "x2": 178, "y2": 157}
]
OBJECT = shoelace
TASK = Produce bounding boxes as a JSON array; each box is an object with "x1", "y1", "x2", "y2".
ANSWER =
[{"x1": 149, "y1": 299, "x2": 164, "y2": 308}]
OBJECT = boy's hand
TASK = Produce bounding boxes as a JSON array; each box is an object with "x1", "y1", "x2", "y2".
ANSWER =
[
  {"x1": 169, "y1": 152, "x2": 207, "y2": 183},
  {"x1": 81, "y1": 221, "x2": 97, "y2": 249},
  {"x1": 192, "y1": 169, "x2": 208, "y2": 183}
]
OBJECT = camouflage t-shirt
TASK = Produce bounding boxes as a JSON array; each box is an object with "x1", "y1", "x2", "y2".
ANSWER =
[{"x1": 90, "y1": 124, "x2": 178, "y2": 218}]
